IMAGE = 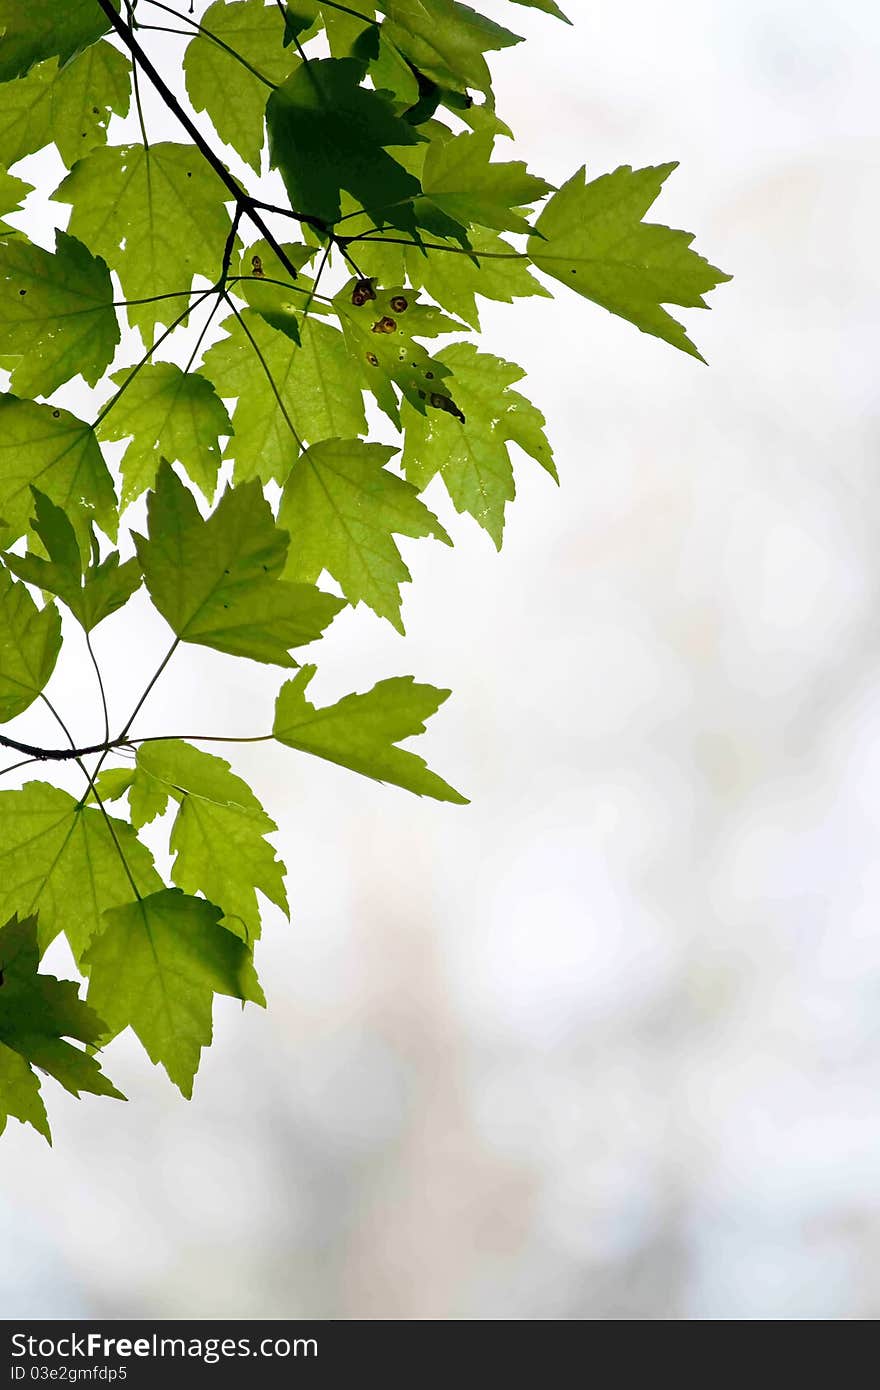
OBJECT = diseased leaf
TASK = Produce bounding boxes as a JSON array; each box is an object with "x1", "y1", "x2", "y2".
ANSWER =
[
  {"x1": 0, "y1": 783, "x2": 162, "y2": 963},
  {"x1": 201, "y1": 308, "x2": 366, "y2": 481},
  {"x1": 0, "y1": 396, "x2": 117, "y2": 551},
  {"x1": 135, "y1": 460, "x2": 344, "y2": 664},
  {"x1": 183, "y1": 0, "x2": 294, "y2": 172},
  {"x1": 0, "y1": 0, "x2": 116, "y2": 82},
  {"x1": 5, "y1": 490, "x2": 141, "y2": 632},
  {"x1": 279, "y1": 436, "x2": 451, "y2": 630},
  {"x1": 401, "y1": 341, "x2": 555, "y2": 546},
  {"x1": 335, "y1": 278, "x2": 461, "y2": 426},
  {"x1": 529, "y1": 163, "x2": 732, "y2": 360},
  {"x1": 58, "y1": 143, "x2": 232, "y2": 341},
  {"x1": 0, "y1": 43, "x2": 131, "y2": 168},
  {"x1": 359, "y1": 226, "x2": 551, "y2": 329},
  {"x1": 0, "y1": 912, "x2": 123, "y2": 1142},
  {"x1": 0, "y1": 564, "x2": 61, "y2": 722},
  {"x1": 132, "y1": 740, "x2": 288, "y2": 944},
  {"x1": 83, "y1": 888, "x2": 265, "y2": 1097},
  {"x1": 97, "y1": 363, "x2": 233, "y2": 506},
  {"x1": 266, "y1": 57, "x2": 423, "y2": 225},
  {"x1": 274, "y1": 665, "x2": 467, "y2": 802},
  {"x1": 0, "y1": 231, "x2": 119, "y2": 398}
]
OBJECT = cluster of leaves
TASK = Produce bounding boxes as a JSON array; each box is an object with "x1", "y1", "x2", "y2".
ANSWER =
[{"x1": 0, "y1": 0, "x2": 729, "y2": 1141}]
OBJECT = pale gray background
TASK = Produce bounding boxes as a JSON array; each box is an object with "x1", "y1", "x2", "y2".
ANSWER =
[{"x1": 3, "y1": 0, "x2": 879, "y2": 1320}]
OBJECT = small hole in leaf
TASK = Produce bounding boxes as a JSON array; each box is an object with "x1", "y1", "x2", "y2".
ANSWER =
[
  {"x1": 366, "y1": 352, "x2": 378, "y2": 367},
  {"x1": 52, "y1": 409, "x2": 60, "y2": 417},
  {"x1": 18, "y1": 289, "x2": 25, "y2": 296}
]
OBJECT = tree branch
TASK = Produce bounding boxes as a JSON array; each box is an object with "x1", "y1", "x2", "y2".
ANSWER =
[{"x1": 95, "y1": 0, "x2": 326, "y2": 288}]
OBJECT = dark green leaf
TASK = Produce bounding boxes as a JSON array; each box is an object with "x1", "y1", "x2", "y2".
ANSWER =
[
  {"x1": 266, "y1": 57, "x2": 423, "y2": 225},
  {"x1": 0, "y1": 912, "x2": 123, "y2": 1142},
  {"x1": 0, "y1": 0, "x2": 117, "y2": 82}
]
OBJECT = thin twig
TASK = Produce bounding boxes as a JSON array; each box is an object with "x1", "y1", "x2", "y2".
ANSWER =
[
  {"x1": 93, "y1": 286, "x2": 216, "y2": 431},
  {"x1": 143, "y1": 0, "x2": 278, "y2": 88},
  {"x1": 222, "y1": 292, "x2": 304, "y2": 448},
  {"x1": 86, "y1": 633, "x2": 111, "y2": 747},
  {"x1": 126, "y1": 1, "x2": 151, "y2": 150}
]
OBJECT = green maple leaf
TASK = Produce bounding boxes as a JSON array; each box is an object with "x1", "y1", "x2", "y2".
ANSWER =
[
  {"x1": 419, "y1": 131, "x2": 552, "y2": 235},
  {"x1": 401, "y1": 341, "x2": 555, "y2": 546},
  {"x1": 201, "y1": 309, "x2": 366, "y2": 481},
  {"x1": 0, "y1": 782, "x2": 162, "y2": 962},
  {"x1": 0, "y1": 167, "x2": 31, "y2": 235},
  {"x1": 0, "y1": 231, "x2": 119, "y2": 398},
  {"x1": 97, "y1": 363, "x2": 233, "y2": 506},
  {"x1": 279, "y1": 436, "x2": 451, "y2": 630},
  {"x1": 0, "y1": 396, "x2": 117, "y2": 551},
  {"x1": 507, "y1": 0, "x2": 570, "y2": 20},
  {"x1": 183, "y1": 0, "x2": 294, "y2": 172},
  {"x1": 124, "y1": 740, "x2": 289, "y2": 944},
  {"x1": 266, "y1": 57, "x2": 423, "y2": 225},
  {"x1": 135, "y1": 460, "x2": 344, "y2": 664},
  {"x1": 0, "y1": 913, "x2": 123, "y2": 1142},
  {"x1": 358, "y1": 226, "x2": 551, "y2": 329},
  {"x1": 381, "y1": 0, "x2": 521, "y2": 96},
  {"x1": 528, "y1": 162, "x2": 732, "y2": 360},
  {"x1": 0, "y1": 564, "x2": 61, "y2": 722},
  {"x1": 0, "y1": 0, "x2": 116, "y2": 82},
  {"x1": 57, "y1": 143, "x2": 232, "y2": 341},
  {"x1": 5, "y1": 490, "x2": 140, "y2": 632},
  {"x1": 274, "y1": 665, "x2": 467, "y2": 802},
  {"x1": 83, "y1": 888, "x2": 265, "y2": 1097},
  {"x1": 0, "y1": 43, "x2": 131, "y2": 168}
]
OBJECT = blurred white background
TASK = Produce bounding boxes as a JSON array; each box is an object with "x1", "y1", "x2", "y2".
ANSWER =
[{"x1": 3, "y1": 0, "x2": 880, "y2": 1320}]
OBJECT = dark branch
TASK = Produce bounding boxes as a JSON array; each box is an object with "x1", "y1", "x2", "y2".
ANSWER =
[
  {"x1": 0, "y1": 733, "x2": 128, "y2": 762},
  {"x1": 94, "y1": 0, "x2": 328, "y2": 287}
]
